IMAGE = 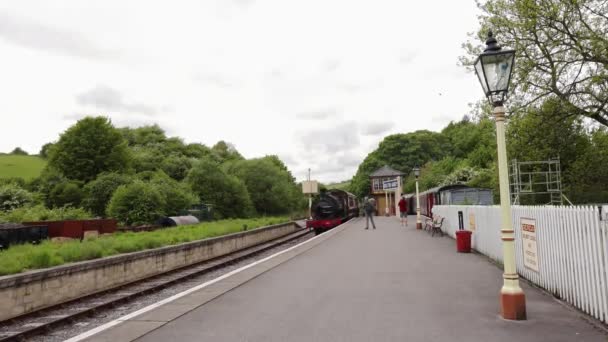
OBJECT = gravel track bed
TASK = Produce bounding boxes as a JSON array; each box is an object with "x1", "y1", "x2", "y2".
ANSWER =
[{"x1": 6, "y1": 231, "x2": 313, "y2": 342}]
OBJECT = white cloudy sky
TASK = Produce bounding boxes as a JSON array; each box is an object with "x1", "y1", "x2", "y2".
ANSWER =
[{"x1": 0, "y1": 1, "x2": 484, "y2": 183}]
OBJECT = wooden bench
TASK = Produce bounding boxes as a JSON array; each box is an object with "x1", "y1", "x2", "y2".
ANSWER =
[
  {"x1": 425, "y1": 216, "x2": 444, "y2": 237},
  {"x1": 423, "y1": 216, "x2": 433, "y2": 232}
]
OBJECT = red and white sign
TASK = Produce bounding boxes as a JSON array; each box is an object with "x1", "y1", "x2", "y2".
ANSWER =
[{"x1": 521, "y1": 217, "x2": 539, "y2": 272}]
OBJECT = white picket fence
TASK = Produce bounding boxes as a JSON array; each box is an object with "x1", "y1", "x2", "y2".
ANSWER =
[{"x1": 433, "y1": 205, "x2": 608, "y2": 324}]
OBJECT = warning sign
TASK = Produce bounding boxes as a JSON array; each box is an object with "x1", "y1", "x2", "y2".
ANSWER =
[
  {"x1": 469, "y1": 213, "x2": 476, "y2": 231},
  {"x1": 521, "y1": 217, "x2": 539, "y2": 272}
]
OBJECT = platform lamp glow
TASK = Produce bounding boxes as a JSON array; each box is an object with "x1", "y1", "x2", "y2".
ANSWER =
[
  {"x1": 473, "y1": 30, "x2": 526, "y2": 320},
  {"x1": 413, "y1": 166, "x2": 422, "y2": 230}
]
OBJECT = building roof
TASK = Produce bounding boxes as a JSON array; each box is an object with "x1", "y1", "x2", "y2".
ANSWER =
[{"x1": 369, "y1": 165, "x2": 404, "y2": 178}]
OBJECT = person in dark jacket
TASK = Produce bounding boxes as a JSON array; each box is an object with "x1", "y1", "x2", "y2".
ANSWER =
[
  {"x1": 398, "y1": 195, "x2": 408, "y2": 226},
  {"x1": 364, "y1": 197, "x2": 377, "y2": 230}
]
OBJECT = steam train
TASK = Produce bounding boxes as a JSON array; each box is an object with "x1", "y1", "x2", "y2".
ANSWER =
[
  {"x1": 306, "y1": 189, "x2": 359, "y2": 235},
  {"x1": 404, "y1": 184, "x2": 494, "y2": 218}
]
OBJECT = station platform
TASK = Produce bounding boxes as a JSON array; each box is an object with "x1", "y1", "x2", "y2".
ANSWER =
[{"x1": 75, "y1": 216, "x2": 607, "y2": 342}]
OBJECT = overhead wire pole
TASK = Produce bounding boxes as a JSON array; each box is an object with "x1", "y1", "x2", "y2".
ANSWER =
[{"x1": 308, "y1": 168, "x2": 312, "y2": 220}]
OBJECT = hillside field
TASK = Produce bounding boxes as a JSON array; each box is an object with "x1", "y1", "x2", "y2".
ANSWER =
[
  {"x1": 0, "y1": 155, "x2": 46, "y2": 180},
  {"x1": 327, "y1": 180, "x2": 351, "y2": 191}
]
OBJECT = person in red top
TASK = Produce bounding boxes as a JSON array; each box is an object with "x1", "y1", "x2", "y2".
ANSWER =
[{"x1": 398, "y1": 195, "x2": 408, "y2": 226}]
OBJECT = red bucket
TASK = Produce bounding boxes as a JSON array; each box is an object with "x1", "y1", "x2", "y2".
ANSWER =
[{"x1": 455, "y1": 230, "x2": 472, "y2": 253}]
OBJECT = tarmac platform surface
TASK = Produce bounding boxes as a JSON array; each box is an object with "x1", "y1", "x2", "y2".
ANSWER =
[{"x1": 78, "y1": 216, "x2": 608, "y2": 342}]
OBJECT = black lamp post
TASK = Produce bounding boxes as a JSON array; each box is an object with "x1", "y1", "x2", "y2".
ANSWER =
[
  {"x1": 474, "y1": 30, "x2": 526, "y2": 321},
  {"x1": 473, "y1": 30, "x2": 516, "y2": 107}
]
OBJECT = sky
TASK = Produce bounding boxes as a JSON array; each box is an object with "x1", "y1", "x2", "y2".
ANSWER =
[{"x1": 0, "y1": 0, "x2": 484, "y2": 183}]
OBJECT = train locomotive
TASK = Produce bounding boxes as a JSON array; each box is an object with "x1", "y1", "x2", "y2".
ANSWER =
[{"x1": 306, "y1": 189, "x2": 359, "y2": 235}]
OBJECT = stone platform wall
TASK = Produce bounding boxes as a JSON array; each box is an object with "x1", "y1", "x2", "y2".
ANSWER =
[{"x1": 0, "y1": 222, "x2": 299, "y2": 321}]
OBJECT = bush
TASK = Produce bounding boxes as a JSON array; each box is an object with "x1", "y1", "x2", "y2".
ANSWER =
[
  {"x1": 186, "y1": 159, "x2": 254, "y2": 218},
  {"x1": 149, "y1": 173, "x2": 198, "y2": 216},
  {"x1": 39, "y1": 143, "x2": 55, "y2": 159},
  {"x1": 0, "y1": 205, "x2": 92, "y2": 223},
  {"x1": 0, "y1": 183, "x2": 33, "y2": 211},
  {"x1": 107, "y1": 181, "x2": 166, "y2": 225},
  {"x1": 83, "y1": 173, "x2": 133, "y2": 217},
  {"x1": 48, "y1": 181, "x2": 84, "y2": 208},
  {"x1": 10, "y1": 147, "x2": 28, "y2": 155},
  {"x1": 0, "y1": 177, "x2": 27, "y2": 187},
  {"x1": 34, "y1": 167, "x2": 69, "y2": 207},
  {"x1": 160, "y1": 155, "x2": 193, "y2": 181}
]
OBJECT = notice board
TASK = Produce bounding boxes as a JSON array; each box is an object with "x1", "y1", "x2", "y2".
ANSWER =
[{"x1": 521, "y1": 217, "x2": 539, "y2": 272}]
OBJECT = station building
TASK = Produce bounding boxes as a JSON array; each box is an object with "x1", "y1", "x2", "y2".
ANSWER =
[{"x1": 369, "y1": 165, "x2": 404, "y2": 216}]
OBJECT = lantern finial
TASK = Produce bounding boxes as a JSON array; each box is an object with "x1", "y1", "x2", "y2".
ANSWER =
[{"x1": 484, "y1": 30, "x2": 502, "y2": 52}]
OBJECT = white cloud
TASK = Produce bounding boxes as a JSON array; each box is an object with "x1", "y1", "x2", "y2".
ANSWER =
[
  {"x1": 361, "y1": 122, "x2": 393, "y2": 136},
  {"x1": 75, "y1": 85, "x2": 165, "y2": 116},
  {"x1": 0, "y1": 10, "x2": 119, "y2": 60},
  {"x1": 297, "y1": 121, "x2": 360, "y2": 154},
  {"x1": 193, "y1": 73, "x2": 237, "y2": 88},
  {"x1": 296, "y1": 107, "x2": 341, "y2": 120},
  {"x1": 0, "y1": 0, "x2": 484, "y2": 183}
]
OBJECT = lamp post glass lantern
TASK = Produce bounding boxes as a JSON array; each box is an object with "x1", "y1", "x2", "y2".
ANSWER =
[
  {"x1": 413, "y1": 166, "x2": 422, "y2": 230},
  {"x1": 474, "y1": 30, "x2": 526, "y2": 321},
  {"x1": 473, "y1": 30, "x2": 515, "y2": 106}
]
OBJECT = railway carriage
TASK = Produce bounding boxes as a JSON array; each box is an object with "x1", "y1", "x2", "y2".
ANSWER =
[{"x1": 406, "y1": 184, "x2": 493, "y2": 218}]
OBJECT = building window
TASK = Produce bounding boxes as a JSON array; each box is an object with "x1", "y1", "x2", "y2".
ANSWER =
[{"x1": 373, "y1": 178, "x2": 381, "y2": 192}]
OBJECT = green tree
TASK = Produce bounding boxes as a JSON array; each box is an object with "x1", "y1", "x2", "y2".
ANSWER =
[
  {"x1": 160, "y1": 154, "x2": 193, "y2": 181},
  {"x1": 39, "y1": 143, "x2": 55, "y2": 159},
  {"x1": 211, "y1": 141, "x2": 244, "y2": 163},
  {"x1": 442, "y1": 117, "x2": 496, "y2": 168},
  {"x1": 48, "y1": 116, "x2": 130, "y2": 182},
  {"x1": 82, "y1": 172, "x2": 133, "y2": 217},
  {"x1": 184, "y1": 143, "x2": 214, "y2": 159},
  {"x1": 149, "y1": 172, "x2": 198, "y2": 215},
  {"x1": 34, "y1": 167, "x2": 69, "y2": 207},
  {"x1": 566, "y1": 128, "x2": 608, "y2": 203},
  {"x1": 10, "y1": 147, "x2": 28, "y2": 155},
  {"x1": 462, "y1": 0, "x2": 608, "y2": 126},
  {"x1": 120, "y1": 125, "x2": 166, "y2": 146},
  {"x1": 107, "y1": 181, "x2": 166, "y2": 225},
  {"x1": 350, "y1": 130, "x2": 449, "y2": 197},
  {"x1": 224, "y1": 157, "x2": 300, "y2": 215},
  {"x1": 48, "y1": 181, "x2": 84, "y2": 208},
  {"x1": 506, "y1": 97, "x2": 595, "y2": 203},
  {"x1": 507, "y1": 98, "x2": 588, "y2": 171},
  {"x1": 186, "y1": 159, "x2": 254, "y2": 218},
  {"x1": 160, "y1": 137, "x2": 187, "y2": 156},
  {"x1": 131, "y1": 146, "x2": 165, "y2": 173}
]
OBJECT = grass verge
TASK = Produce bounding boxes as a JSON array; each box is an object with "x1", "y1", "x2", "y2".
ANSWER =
[{"x1": 0, "y1": 216, "x2": 289, "y2": 276}]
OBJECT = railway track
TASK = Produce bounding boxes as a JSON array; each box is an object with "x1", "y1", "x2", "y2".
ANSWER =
[{"x1": 0, "y1": 227, "x2": 312, "y2": 342}]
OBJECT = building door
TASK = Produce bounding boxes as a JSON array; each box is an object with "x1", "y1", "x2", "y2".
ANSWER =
[{"x1": 376, "y1": 195, "x2": 387, "y2": 216}]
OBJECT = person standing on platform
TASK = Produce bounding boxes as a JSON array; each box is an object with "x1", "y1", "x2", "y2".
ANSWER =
[
  {"x1": 398, "y1": 195, "x2": 408, "y2": 226},
  {"x1": 364, "y1": 197, "x2": 377, "y2": 230}
]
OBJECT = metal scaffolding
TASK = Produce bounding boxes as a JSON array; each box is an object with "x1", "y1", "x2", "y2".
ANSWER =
[{"x1": 509, "y1": 158, "x2": 572, "y2": 205}]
